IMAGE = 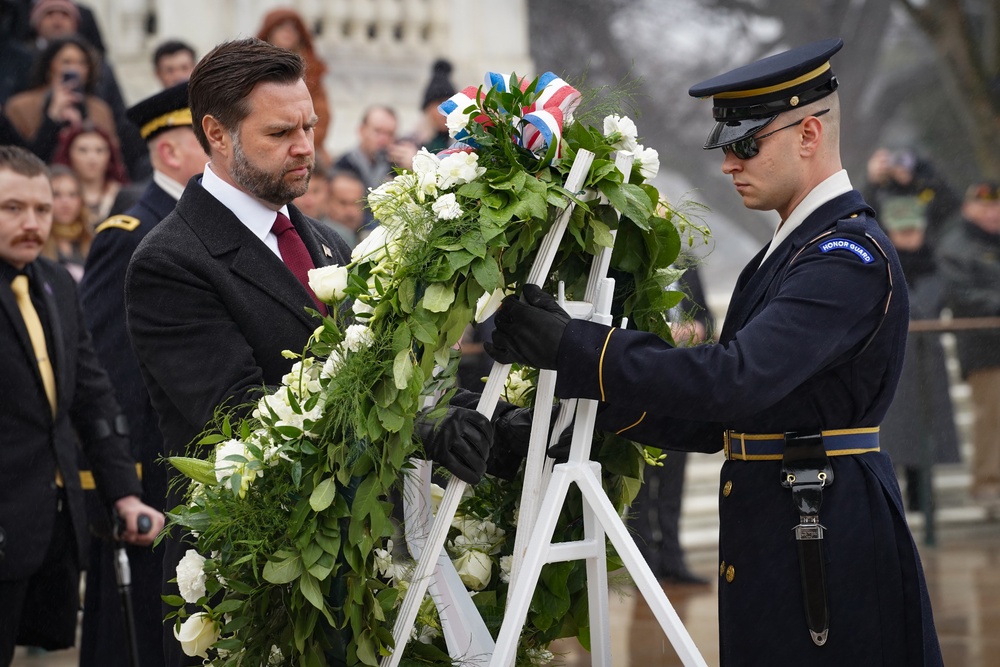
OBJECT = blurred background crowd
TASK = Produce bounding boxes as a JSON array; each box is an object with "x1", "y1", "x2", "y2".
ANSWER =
[{"x1": 4, "y1": 0, "x2": 1000, "y2": 665}]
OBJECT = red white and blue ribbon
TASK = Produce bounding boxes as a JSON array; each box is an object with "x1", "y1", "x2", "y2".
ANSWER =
[{"x1": 437, "y1": 71, "x2": 581, "y2": 157}]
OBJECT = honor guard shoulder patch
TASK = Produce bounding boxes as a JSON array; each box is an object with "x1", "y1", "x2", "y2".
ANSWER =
[
  {"x1": 95, "y1": 215, "x2": 141, "y2": 234},
  {"x1": 817, "y1": 238, "x2": 875, "y2": 263}
]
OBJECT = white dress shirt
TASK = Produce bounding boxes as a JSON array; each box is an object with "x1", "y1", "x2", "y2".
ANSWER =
[
  {"x1": 759, "y1": 169, "x2": 853, "y2": 266},
  {"x1": 200, "y1": 162, "x2": 291, "y2": 260}
]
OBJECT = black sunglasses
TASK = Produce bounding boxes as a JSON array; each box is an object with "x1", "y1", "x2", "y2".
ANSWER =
[{"x1": 722, "y1": 109, "x2": 831, "y2": 160}]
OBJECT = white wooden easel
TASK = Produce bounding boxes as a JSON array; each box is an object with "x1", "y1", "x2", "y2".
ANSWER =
[{"x1": 386, "y1": 150, "x2": 707, "y2": 667}]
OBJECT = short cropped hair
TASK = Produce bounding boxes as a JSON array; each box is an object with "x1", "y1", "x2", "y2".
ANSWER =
[
  {"x1": 0, "y1": 145, "x2": 49, "y2": 178},
  {"x1": 153, "y1": 40, "x2": 196, "y2": 68},
  {"x1": 187, "y1": 37, "x2": 305, "y2": 154}
]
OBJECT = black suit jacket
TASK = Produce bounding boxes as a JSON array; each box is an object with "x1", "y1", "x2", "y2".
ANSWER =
[
  {"x1": 125, "y1": 174, "x2": 353, "y2": 667},
  {"x1": 125, "y1": 175, "x2": 353, "y2": 479},
  {"x1": 0, "y1": 258, "x2": 142, "y2": 581}
]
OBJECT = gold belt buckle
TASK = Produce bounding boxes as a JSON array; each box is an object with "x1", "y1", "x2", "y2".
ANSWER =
[{"x1": 724, "y1": 431, "x2": 731, "y2": 459}]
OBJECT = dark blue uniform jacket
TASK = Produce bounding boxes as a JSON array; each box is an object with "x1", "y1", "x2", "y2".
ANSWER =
[{"x1": 555, "y1": 190, "x2": 943, "y2": 666}]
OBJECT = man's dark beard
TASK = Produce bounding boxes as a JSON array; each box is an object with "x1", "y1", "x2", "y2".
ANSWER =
[{"x1": 230, "y1": 131, "x2": 312, "y2": 206}]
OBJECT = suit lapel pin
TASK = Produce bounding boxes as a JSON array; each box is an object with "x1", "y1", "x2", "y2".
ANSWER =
[{"x1": 322, "y1": 244, "x2": 333, "y2": 258}]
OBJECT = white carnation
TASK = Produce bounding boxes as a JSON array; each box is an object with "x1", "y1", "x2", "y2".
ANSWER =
[
  {"x1": 268, "y1": 645, "x2": 284, "y2": 666},
  {"x1": 307, "y1": 265, "x2": 348, "y2": 303},
  {"x1": 436, "y1": 151, "x2": 485, "y2": 190},
  {"x1": 603, "y1": 114, "x2": 639, "y2": 152},
  {"x1": 344, "y1": 324, "x2": 374, "y2": 352},
  {"x1": 431, "y1": 193, "x2": 462, "y2": 221},
  {"x1": 320, "y1": 350, "x2": 344, "y2": 379},
  {"x1": 499, "y1": 554, "x2": 513, "y2": 583},
  {"x1": 176, "y1": 549, "x2": 207, "y2": 604}
]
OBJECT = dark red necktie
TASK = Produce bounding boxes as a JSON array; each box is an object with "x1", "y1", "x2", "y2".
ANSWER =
[{"x1": 271, "y1": 211, "x2": 326, "y2": 315}]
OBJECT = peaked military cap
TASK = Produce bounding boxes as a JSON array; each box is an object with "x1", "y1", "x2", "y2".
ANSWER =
[
  {"x1": 126, "y1": 81, "x2": 192, "y2": 141},
  {"x1": 689, "y1": 38, "x2": 843, "y2": 150}
]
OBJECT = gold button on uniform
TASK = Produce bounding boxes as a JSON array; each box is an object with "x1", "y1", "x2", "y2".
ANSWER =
[
  {"x1": 719, "y1": 560, "x2": 726, "y2": 577},
  {"x1": 723, "y1": 480, "x2": 733, "y2": 497},
  {"x1": 726, "y1": 565, "x2": 735, "y2": 583}
]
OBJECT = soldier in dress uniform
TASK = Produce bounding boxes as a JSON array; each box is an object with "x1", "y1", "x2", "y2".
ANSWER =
[
  {"x1": 77, "y1": 81, "x2": 206, "y2": 667},
  {"x1": 488, "y1": 39, "x2": 943, "y2": 666}
]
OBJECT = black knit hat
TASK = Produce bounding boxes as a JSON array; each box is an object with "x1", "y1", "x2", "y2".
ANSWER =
[{"x1": 421, "y1": 59, "x2": 456, "y2": 110}]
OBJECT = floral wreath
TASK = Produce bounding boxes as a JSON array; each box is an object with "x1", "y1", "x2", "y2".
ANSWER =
[{"x1": 165, "y1": 71, "x2": 705, "y2": 666}]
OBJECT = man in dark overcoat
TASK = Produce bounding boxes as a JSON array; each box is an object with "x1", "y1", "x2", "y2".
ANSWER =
[
  {"x1": 488, "y1": 39, "x2": 943, "y2": 666},
  {"x1": 0, "y1": 144, "x2": 163, "y2": 666},
  {"x1": 78, "y1": 80, "x2": 205, "y2": 667},
  {"x1": 124, "y1": 38, "x2": 496, "y2": 667}
]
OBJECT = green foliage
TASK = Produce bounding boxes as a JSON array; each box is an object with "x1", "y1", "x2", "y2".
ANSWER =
[{"x1": 163, "y1": 71, "x2": 706, "y2": 667}]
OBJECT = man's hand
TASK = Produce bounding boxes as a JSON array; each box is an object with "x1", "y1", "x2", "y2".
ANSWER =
[
  {"x1": 416, "y1": 406, "x2": 492, "y2": 484},
  {"x1": 486, "y1": 285, "x2": 571, "y2": 369},
  {"x1": 493, "y1": 405, "x2": 575, "y2": 462},
  {"x1": 113, "y1": 495, "x2": 165, "y2": 546}
]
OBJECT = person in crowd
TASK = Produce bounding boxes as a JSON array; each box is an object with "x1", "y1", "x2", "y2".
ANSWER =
[
  {"x1": 40, "y1": 163, "x2": 90, "y2": 280},
  {"x1": 78, "y1": 81, "x2": 205, "y2": 667},
  {"x1": 325, "y1": 169, "x2": 366, "y2": 247},
  {"x1": 0, "y1": 144, "x2": 163, "y2": 667},
  {"x1": 292, "y1": 165, "x2": 332, "y2": 222},
  {"x1": 256, "y1": 7, "x2": 331, "y2": 166},
  {"x1": 627, "y1": 262, "x2": 714, "y2": 586},
  {"x1": 392, "y1": 59, "x2": 458, "y2": 170},
  {"x1": 488, "y1": 39, "x2": 942, "y2": 666},
  {"x1": 0, "y1": 0, "x2": 33, "y2": 105},
  {"x1": 864, "y1": 146, "x2": 961, "y2": 249},
  {"x1": 936, "y1": 181, "x2": 1000, "y2": 506},
  {"x1": 25, "y1": 0, "x2": 149, "y2": 181},
  {"x1": 50, "y1": 123, "x2": 127, "y2": 221},
  {"x1": 333, "y1": 106, "x2": 398, "y2": 192},
  {"x1": 4, "y1": 35, "x2": 118, "y2": 156},
  {"x1": 333, "y1": 105, "x2": 399, "y2": 230},
  {"x1": 877, "y1": 195, "x2": 960, "y2": 511},
  {"x1": 123, "y1": 39, "x2": 499, "y2": 667},
  {"x1": 152, "y1": 39, "x2": 196, "y2": 89}
]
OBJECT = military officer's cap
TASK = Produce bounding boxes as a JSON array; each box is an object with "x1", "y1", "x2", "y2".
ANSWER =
[
  {"x1": 126, "y1": 81, "x2": 192, "y2": 142},
  {"x1": 689, "y1": 38, "x2": 843, "y2": 150}
]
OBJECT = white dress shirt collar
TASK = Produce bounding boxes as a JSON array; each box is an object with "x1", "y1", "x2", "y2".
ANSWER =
[
  {"x1": 760, "y1": 169, "x2": 853, "y2": 265},
  {"x1": 201, "y1": 162, "x2": 290, "y2": 258},
  {"x1": 152, "y1": 169, "x2": 187, "y2": 202}
]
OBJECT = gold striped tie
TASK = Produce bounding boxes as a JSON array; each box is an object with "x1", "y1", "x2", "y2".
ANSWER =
[{"x1": 10, "y1": 275, "x2": 57, "y2": 415}]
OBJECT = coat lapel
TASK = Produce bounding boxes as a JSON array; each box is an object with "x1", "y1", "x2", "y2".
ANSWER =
[
  {"x1": 177, "y1": 181, "x2": 319, "y2": 328},
  {"x1": 0, "y1": 281, "x2": 36, "y2": 374}
]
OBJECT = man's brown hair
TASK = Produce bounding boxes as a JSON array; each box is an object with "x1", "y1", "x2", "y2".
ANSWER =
[
  {"x1": 0, "y1": 145, "x2": 49, "y2": 178},
  {"x1": 188, "y1": 37, "x2": 305, "y2": 153}
]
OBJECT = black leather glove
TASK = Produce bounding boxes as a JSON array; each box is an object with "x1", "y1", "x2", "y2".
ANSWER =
[
  {"x1": 415, "y1": 406, "x2": 492, "y2": 484},
  {"x1": 485, "y1": 284, "x2": 571, "y2": 369},
  {"x1": 492, "y1": 405, "x2": 574, "y2": 466}
]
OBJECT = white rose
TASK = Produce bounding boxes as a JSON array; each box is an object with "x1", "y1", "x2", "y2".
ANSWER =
[
  {"x1": 453, "y1": 549, "x2": 493, "y2": 590},
  {"x1": 214, "y1": 439, "x2": 261, "y2": 498},
  {"x1": 173, "y1": 612, "x2": 219, "y2": 658},
  {"x1": 411, "y1": 147, "x2": 441, "y2": 177},
  {"x1": 475, "y1": 287, "x2": 508, "y2": 323},
  {"x1": 352, "y1": 297, "x2": 375, "y2": 317},
  {"x1": 344, "y1": 324, "x2": 374, "y2": 353},
  {"x1": 429, "y1": 483, "x2": 445, "y2": 514},
  {"x1": 437, "y1": 151, "x2": 485, "y2": 190},
  {"x1": 445, "y1": 108, "x2": 471, "y2": 138},
  {"x1": 308, "y1": 265, "x2": 348, "y2": 303},
  {"x1": 176, "y1": 549, "x2": 207, "y2": 604},
  {"x1": 431, "y1": 193, "x2": 462, "y2": 221},
  {"x1": 635, "y1": 144, "x2": 660, "y2": 180},
  {"x1": 603, "y1": 114, "x2": 639, "y2": 152}
]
